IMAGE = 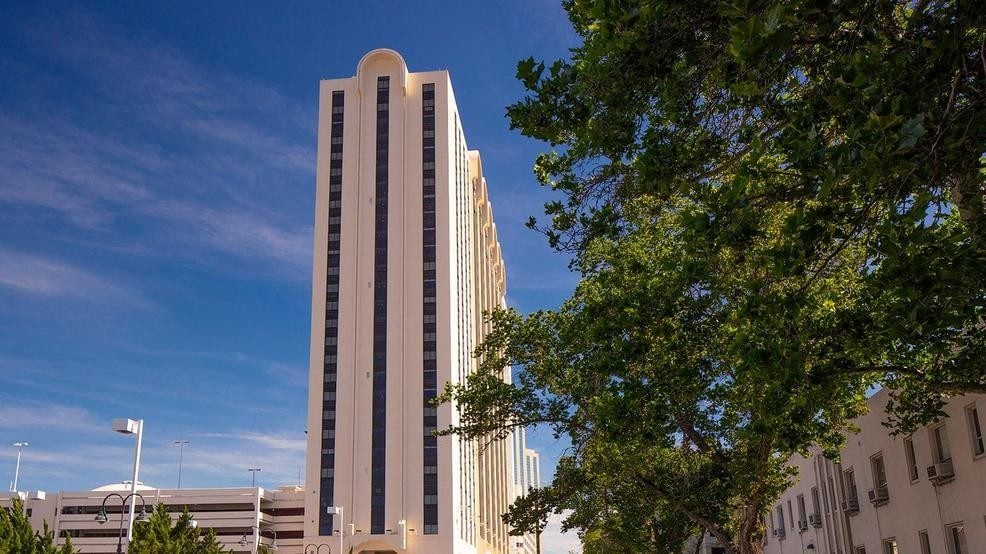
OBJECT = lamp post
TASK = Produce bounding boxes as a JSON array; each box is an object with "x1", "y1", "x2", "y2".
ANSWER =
[
  {"x1": 239, "y1": 524, "x2": 277, "y2": 553},
  {"x1": 173, "y1": 440, "x2": 189, "y2": 489},
  {"x1": 248, "y1": 468, "x2": 262, "y2": 487},
  {"x1": 9, "y1": 442, "x2": 28, "y2": 492},
  {"x1": 112, "y1": 418, "x2": 143, "y2": 551},
  {"x1": 326, "y1": 506, "x2": 343, "y2": 554},
  {"x1": 95, "y1": 492, "x2": 147, "y2": 554},
  {"x1": 303, "y1": 544, "x2": 331, "y2": 553}
]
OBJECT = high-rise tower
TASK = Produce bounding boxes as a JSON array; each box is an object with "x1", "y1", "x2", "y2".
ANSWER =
[{"x1": 304, "y1": 49, "x2": 519, "y2": 554}]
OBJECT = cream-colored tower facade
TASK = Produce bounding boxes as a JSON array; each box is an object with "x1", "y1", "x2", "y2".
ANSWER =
[{"x1": 304, "y1": 49, "x2": 514, "y2": 554}]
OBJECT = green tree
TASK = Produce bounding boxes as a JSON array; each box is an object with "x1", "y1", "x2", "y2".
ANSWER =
[
  {"x1": 0, "y1": 498, "x2": 75, "y2": 553},
  {"x1": 442, "y1": 1, "x2": 985, "y2": 553},
  {"x1": 129, "y1": 504, "x2": 230, "y2": 554}
]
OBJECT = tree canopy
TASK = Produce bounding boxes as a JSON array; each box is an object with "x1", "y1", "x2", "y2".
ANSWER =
[
  {"x1": 129, "y1": 504, "x2": 230, "y2": 554},
  {"x1": 0, "y1": 498, "x2": 75, "y2": 554},
  {"x1": 441, "y1": 1, "x2": 985, "y2": 552}
]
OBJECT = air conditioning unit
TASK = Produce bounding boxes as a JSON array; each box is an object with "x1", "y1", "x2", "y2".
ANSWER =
[
  {"x1": 809, "y1": 513, "x2": 823, "y2": 527},
  {"x1": 867, "y1": 486, "x2": 889, "y2": 504},
  {"x1": 841, "y1": 497, "x2": 860, "y2": 514},
  {"x1": 927, "y1": 460, "x2": 955, "y2": 482},
  {"x1": 798, "y1": 519, "x2": 809, "y2": 531}
]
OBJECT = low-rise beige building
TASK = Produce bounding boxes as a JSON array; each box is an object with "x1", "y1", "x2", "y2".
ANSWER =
[
  {"x1": 0, "y1": 482, "x2": 304, "y2": 553},
  {"x1": 764, "y1": 391, "x2": 986, "y2": 554}
]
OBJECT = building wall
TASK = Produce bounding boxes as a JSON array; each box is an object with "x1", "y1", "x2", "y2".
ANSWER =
[
  {"x1": 507, "y1": 429, "x2": 542, "y2": 554},
  {"x1": 0, "y1": 485, "x2": 304, "y2": 554},
  {"x1": 764, "y1": 391, "x2": 986, "y2": 554},
  {"x1": 304, "y1": 48, "x2": 517, "y2": 554}
]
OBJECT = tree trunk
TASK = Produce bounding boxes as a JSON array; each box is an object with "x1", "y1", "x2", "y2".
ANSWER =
[
  {"x1": 734, "y1": 504, "x2": 765, "y2": 554},
  {"x1": 951, "y1": 170, "x2": 985, "y2": 244}
]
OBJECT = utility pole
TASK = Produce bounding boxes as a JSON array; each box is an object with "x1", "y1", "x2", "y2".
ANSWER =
[
  {"x1": 173, "y1": 440, "x2": 189, "y2": 489},
  {"x1": 9, "y1": 442, "x2": 28, "y2": 492},
  {"x1": 248, "y1": 468, "x2": 262, "y2": 487}
]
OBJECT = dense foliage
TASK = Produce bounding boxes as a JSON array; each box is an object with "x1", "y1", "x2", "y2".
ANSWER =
[
  {"x1": 129, "y1": 504, "x2": 230, "y2": 554},
  {"x1": 441, "y1": 0, "x2": 985, "y2": 552},
  {"x1": 0, "y1": 498, "x2": 75, "y2": 553}
]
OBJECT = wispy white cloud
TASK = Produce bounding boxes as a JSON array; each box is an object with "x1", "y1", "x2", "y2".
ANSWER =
[
  {"x1": 0, "y1": 400, "x2": 102, "y2": 432},
  {"x1": 0, "y1": 9, "x2": 314, "y2": 280},
  {"x1": 0, "y1": 247, "x2": 148, "y2": 307},
  {"x1": 0, "y1": 426, "x2": 306, "y2": 491},
  {"x1": 141, "y1": 432, "x2": 307, "y2": 489},
  {"x1": 193, "y1": 431, "x2": 306, "y2": 453}
]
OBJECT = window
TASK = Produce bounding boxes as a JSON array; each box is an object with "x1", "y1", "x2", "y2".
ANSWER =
[
  {"x1": 369, "y1": 75, "x2": 390, "y2": 536},
  {"x1": 882, "y1": 538, "x2": 898, "y2": 554},
  {"x1": 918, "y1": 530, "x2": 931, "y2": 554},
  {"x1": 966, "y1": 404, "x2": 984, "y2": 456},
  {"x1": 811, "y1": 486, "x2": 821, "y2": 517},
  {"x1": 871, "y1": 453, "x2": 888, "y2": 496},
  {"x1": 904, "y1": 437, "x2": 919, "y2": 481},
  {"x1": 855, "y1": 546, "x2": 867, "y2": 554},
  {"x1": 946, "y1": 522, "x2": 968, "y2": 554},
  {"x1": 932, "y1": 423, "x2": 952, "y2": 463},
  {"x1": 318, "y1": 89, "x2": 345, "y2": 538},
  {"x1": 421, "y1": 81, "x2": 439, "y2": 536},
  {"x1": 843, "y1": 468, "x2": 860, "y2": 511},
  {"x1": 797, "y1": 494, "x2": 807, "y2": 529}
]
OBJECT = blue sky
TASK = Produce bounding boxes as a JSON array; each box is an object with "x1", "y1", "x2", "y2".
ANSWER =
[{"x1": 0, "y1": 1, "x2": 580, "y2": 551}]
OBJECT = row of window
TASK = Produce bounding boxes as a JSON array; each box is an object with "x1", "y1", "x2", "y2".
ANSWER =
[
  {"x1": 771, "y1": 404, "x2": 985, "y2": 552},
  {"x1": 849, "y1": 406, "x2": 983, "y2": 509},
  {"x1": 853, "y1": 522, "x2": 969, "y2": 554},
  {"x1": 318, "y1": 89, "x2": 346, "y2": 536},
  {"x1": 369, "y1": 75, "x2": 390, "y2": 536},
  {"x1": 421, "y1": 82, "x2": 439, "y2": 536}
]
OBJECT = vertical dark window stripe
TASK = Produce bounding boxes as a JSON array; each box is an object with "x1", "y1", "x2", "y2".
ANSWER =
[
  {"x1": 370, "y1": 75, "x2": 390, "y2": 535},
  {"x1": 319, "y1": 89, "x2": 345, "y2": 536},
  {"x1": 421, "y1": 82, "x2": 439, "y2": 535}
]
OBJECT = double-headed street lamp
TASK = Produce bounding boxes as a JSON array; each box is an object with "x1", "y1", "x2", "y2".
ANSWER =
[
  {"x1": 303, "y1": 544, "x2": 331, "y2": 553},
  {"x1": 111, "y1": 418, "x2": 143, "y2": 550},
  {"x1": 248, "y1": 467, "x2": 262, "y2": 487},
  {"x1": 174, "y1": 440, "x2": 189, "y2": 489},
  {"x1": 95, "y1": 492, "x2": 147, "y2": 554},
  {"x1": 239, "y1": 523, "x2": 277, "y2": 553},
  {"x1": 9, "y1": 442, "x2": 28, "y2": 492}
]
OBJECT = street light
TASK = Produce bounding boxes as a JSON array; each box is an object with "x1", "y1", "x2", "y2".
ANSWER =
[
  {"x1": 248, "y1": 468, "x2": 262, "y2": 487},
  {"x1": 95, "y1": 492, "x2": 147, "y2": 554},
  {"x1": 326, "y1": 506, "x2": 343, "y2": 554},
  {"x1": 9, "y1": 442, "x2": 28, "y2": 492},
  {"x1": 238, "y1": 523, "x2": 277, "y2": 553},
  {"x1": 112, "y1": 418, "x2": 143, "y2": 551},
  {"x1": 173, "y1": 440, "x2": 189, "y2": 489}
]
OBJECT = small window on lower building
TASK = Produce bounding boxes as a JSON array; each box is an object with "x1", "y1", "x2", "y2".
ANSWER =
[
  {"x1": 946, "y1": 522, "x2": 968, "y2": 554},
  {"x1": 904, "y1": 437, "x2": 919, "y2": 482},
  {"x1": 931, "y1": 423, "x2": 952, "y2": 463},
  {"x1": 966, "y1": 404, "x2": 984, "y2": 456},
  {"x1": 882, "y1": 538, "x2": 898, "y2": 554},
  {"x1": 918, "y1": 530, "x2": 931, "y2": 554},
  {"x1": 855, "y1": 546, "x2": 867, "y2": 554}
]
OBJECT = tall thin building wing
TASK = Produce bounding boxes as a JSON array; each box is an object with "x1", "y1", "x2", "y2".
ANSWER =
[{"x1": 304, "y1": 49, "x2": 530, "y2": 554}]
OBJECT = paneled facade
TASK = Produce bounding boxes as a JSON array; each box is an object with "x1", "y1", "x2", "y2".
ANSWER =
[{"x1": 304, "y1": 49, "x2": 523, "y2": 554}]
